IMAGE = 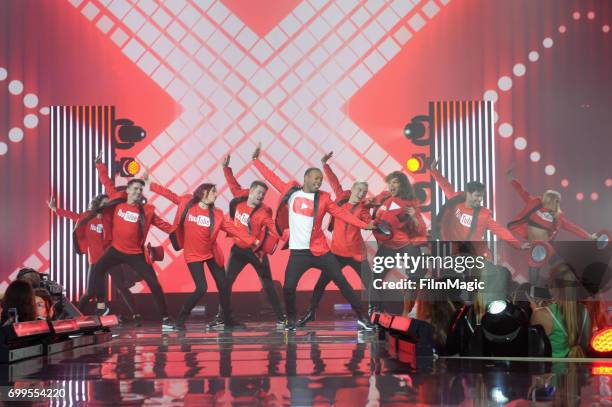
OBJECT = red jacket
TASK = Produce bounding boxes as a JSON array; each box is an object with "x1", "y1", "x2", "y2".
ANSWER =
[
  {"x1": 96, "y1": 162, "x2": 172, "y2": 261},
  {"x1": 150, "y1": 182, "x2": 255, "y2": 266},
  {"x1": 223, "y1": 166, "x2": 280, "y2": 249},
  {"x1": 372, "y1": 191, "x2": 428, "y2": 249},
  {"x1": 508, "y1": 179, "x2": 590, "y2": 241},
  {"x1": 323, "y1": 164, "x2": 371, "y2": 261},
  {"x1": 56, "y1": 208, "x2": 108, "y2": 264},
  {"x1": 253, "y1": 159, "x2": 369, "y2": 256},
  {"x1": 431, "y1": 169, "x2": 522, "y2": 254}
]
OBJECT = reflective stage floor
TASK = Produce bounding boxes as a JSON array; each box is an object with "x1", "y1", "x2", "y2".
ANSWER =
[{"x1": 2, "y1": 321, "x2": 612, "y2": 405}]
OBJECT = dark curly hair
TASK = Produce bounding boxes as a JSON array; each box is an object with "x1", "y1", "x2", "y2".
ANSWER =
[
  {"x1": 385, "y1": 171, "x2": 416, "y2": 200},
  {"x1": 1, "y1": 280, "x2": 37, "y2": 324},
  {"x1": 88, "y1": 193, "x2": 108, "y2": 212}
]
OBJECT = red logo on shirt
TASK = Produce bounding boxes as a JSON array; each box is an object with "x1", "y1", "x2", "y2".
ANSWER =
[{"x1": 292, "y1": 197, "x2": 314, "y2": 217}]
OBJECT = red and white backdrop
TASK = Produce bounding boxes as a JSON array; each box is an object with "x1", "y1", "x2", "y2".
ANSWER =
[{"x1": 0, "y1": 0, "x2": 610, "y2": 295}]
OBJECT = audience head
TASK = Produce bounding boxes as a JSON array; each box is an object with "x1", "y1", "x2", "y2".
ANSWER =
[
  {"x1": 16, "y1": 267, "x2": 41, "y2": 288},
  {"x1": 34, "y1": 288, "x2": 54, "y2": 320},
  {"x1": 1, "y1": 280, "x2": 36, "y2": 324}
]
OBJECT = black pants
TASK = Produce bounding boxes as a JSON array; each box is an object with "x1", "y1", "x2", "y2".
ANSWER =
[
  {"x1": 307, "y1": 255, "x2": 372, "y2": 312},
  {"x1": 283, "y1": 250, "x2": 364, "y2": 322},
  {"x1": 226, "y1": 245, "x2": 284, "y2": 318},
  {"x1": 177, "y1": 259, "x2": 229, "y2": 323},
  {"x1": 371, "y1": 244, "x2": 422, "y2": 311},
  {"x1": 89, "y1": 246, "x2": 168, "y2": 318},
  {"x1": 78, "y1": 264, "x2": 136, "y2": 315}
]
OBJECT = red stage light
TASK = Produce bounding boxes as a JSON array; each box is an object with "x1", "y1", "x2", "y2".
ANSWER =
[
  {"x1": 561, "y1": 179, "x2": 569, "y2": 188},
  {"x1": 605, "y1": 178, "x2": 612, "y2": 187},
  {"x1": 576, "y1": 192, "x2": 584, "y2": 201},
  {"x1": 591, "y1": 327, "x2": 612, "y2": 353},
  {"x1": 591, "y1": 192, "x2": 599, "y2": 201}
]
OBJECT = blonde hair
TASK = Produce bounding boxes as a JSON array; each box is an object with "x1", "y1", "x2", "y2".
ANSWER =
[
  {"x1": 549, "y1": 263, "x2": 585, "y2": 358},
  {"x1": 542, "y1": 190, "x2": 562, "y2": 217}
]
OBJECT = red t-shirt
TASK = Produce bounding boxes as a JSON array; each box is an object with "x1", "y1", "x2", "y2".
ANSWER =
[
  {"x1": 442, "y1": 202, "x2": 478, "y2": 241},
  {"x1": 232, "y1": 201, "x2": 254, "y2": 249},
  {"x1": 183, "y1": 204, "x2": 215, "y2": 263},
  {"x1": 85, "y1": 217, "x2": 106, "y2": 264},
  {"x1": 112, "y1": 203, "x2": 143, "y2": 254}
]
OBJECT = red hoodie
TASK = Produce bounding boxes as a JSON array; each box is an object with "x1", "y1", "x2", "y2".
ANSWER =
[
  {"x1": 56, "y1": 208, "x2": 107, "y2": 264},
  {"x1": 253, "y1": 159, "x2": 369, "y2": 256},
  {"x1": 150, "y1": 183, "x2": 255, "y2": 265},
  {"x1": 323, "y1": 164, "x2": 372, "y2": 261},
  {"x1": 508, "y1": 179, "x2": 590, "y2": 241},
  {"x1": 431, "y1": 169, "x2": 522, "y2": 256},
  {"x1": 223, "y1": 166, "x2": 280, "y2": 249}
]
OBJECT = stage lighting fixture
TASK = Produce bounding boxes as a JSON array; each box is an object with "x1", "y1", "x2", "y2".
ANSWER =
[
  {"x1": 403, "y1": 115, "x2": 430, "y2": 146},
  {"x1": 482, "y1": 300, "x2": 530, "y2": 356},
  {"x1": 116, "y1": 157, "x2": 141, "y2": 177},
  {"x1": 590, "y1": 327, "x2": 612, "y2": 357},
  {"x1": 113, "y1": 118, "x2": 146, "y2": 150},
  {"x1": 406, "y1": 154, "x2": 427, "y2": 174}
]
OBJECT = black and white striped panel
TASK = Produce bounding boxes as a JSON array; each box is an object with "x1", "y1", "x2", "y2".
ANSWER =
[
  {"x1": 431, "y1": 100, "x2": 496, "y2": 244},
  {"x1": 50, "y1": 106, "x2": 114, "y2": 301}
]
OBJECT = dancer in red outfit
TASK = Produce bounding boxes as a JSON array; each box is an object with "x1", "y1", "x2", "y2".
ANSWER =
[
  {"x1": 146, "y1": 175, "x2": 259, "y2": 330},
  {"x1": 506, "y1": 169, "x2": 597, "y2": 284},
  {"x1": 506, "y1": 169, "x2": 597, "y2": 242},
  {"x1": 89, "y1": 156, "x2": 175, "y2": 329},
  {"x1": 296, "y1": 152, "x2": 373, "y2": 327},
  {"x1": 429, "y1": 159, "x2": 528, "y2": 259},
  {"x1": 251, "y1": 143, "x2": 376, "y2": 331},
  {"x1": 47, "y1": 195, "x2": 139, "y2": 319},
  {"x1": 367, "y1": 168, "x2": 428, "y2": 312},
  {"x1": 222, "y1": 154, "x2": 287, "y2": 326}
]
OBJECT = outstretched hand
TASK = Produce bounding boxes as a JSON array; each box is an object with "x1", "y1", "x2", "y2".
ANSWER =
[
  {"x1": 321, "y1": 151, "x2": 333, "y2": 165},
  {"x1": 365, "y1": 221, "x2": 375, "y2": 231},
  {"x1": 222, "y1": 154, "x2": 231, "y2": 167},
  {"x1": 252, "y1": 142, "x2": 262, "y2": 160},
  {"x1": 429, "y1": 158, "x2": 439, "y2": 171},
  {"x1": 47, "y1": 197, "x2": 57, "y2": 212},
  {"x1": 95, "y1": 150, "x2": 103, "y2": 164},
  {"x1": 506, "y1": 168, "x2": 514, "y2": 182}
]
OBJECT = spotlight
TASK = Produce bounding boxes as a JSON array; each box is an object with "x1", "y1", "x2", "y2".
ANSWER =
[
  {"x1": 482, "y1": 300, "x2": 530, "y2": 357},
  {"x1": 589, "y1": 327, "x2": 612, "y2": 357},
  {"x1": 113, "y1": 118, "x2": 146, "y2": 150},
  {"x1": 403, "y1": 115, "x2": 430, "y2": 146},
  {"x1": 406, "y1": 154, "x2": 427, "y2": 174},
  {"x1": 116, "y1": 157, "x2": 141, "y2": 177}
]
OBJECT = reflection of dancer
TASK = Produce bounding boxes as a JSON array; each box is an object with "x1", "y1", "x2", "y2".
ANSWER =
[
  {"x1": 147, "y1": 177, "x2": 257, "y2": 330},
  {"x1": 506, "y1": 169, "x2": 597, "y2": 242},
  {"x1": 297, "y1": 152, "x2": 373, "y2": 327},
  {"x1": 90, "y1": 157, "x2": 174, "y2": 328},
  {"x1": 368, "y1": 169, "x2": 427, "y2": 313},
  {"x1": 222, "y1": 154, "x2": 286, "y2": 326},
  {"x1": 252, "y1": 143, "x2": 375, "y2": 331},
  {"x1": 429, "y1": 159, "x2": 528, "y2": 259},
  {"x1": 47, "y1": 196, "x2": 138, "y2": 319}
]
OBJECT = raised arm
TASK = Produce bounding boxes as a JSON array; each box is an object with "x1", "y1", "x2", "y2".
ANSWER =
[
  {"x1": 326, "y1": 200, "x2": 370, "y2": 229},
  {"x1": 149, "y1": 182, "x2": 181, "y2": 205},
  {"x1": 95, "y1": 162, "x2": 118, "y2": 196},
  {"x1": 430, "y1": 168, "x2": 460, "y2": 200},
  {"x1": 222, "y1": 158, "x2": 248, "y2": 197},
  {"x1": 48, "y1": 197, "x2": 79, "y2": 221},
  {"x1": 252, "y1": 158, "x2": 292, "y2": 193},
  {"x1": 321, "y1": 152, "x2": 348, "y2": 200},
  {"x1": 152, "y1": 212, "x2": 174, "y2": 234},
  {"x1": 559, "y1": 216, "x2": 592, "y2": 240}
]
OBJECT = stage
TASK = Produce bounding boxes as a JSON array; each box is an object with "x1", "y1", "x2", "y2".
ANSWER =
[{"x1": 2, "y1": 321, "x2": 610, "y2": 405}]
